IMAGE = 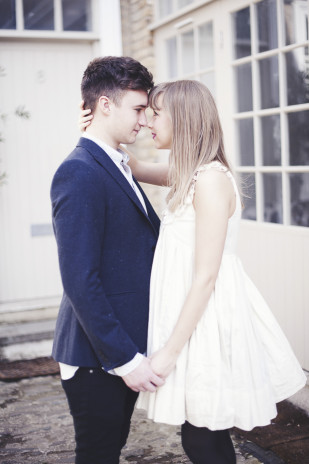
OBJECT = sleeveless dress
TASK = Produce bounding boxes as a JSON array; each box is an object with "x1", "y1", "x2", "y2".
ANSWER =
[{"x1": 137, "y1": 161, "x2": 306, "y2": 431}]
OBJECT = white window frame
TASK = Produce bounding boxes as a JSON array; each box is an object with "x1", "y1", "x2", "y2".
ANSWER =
[
  {"x1": 231, "y1": 0, "x2": 309, "y2": 227},
  {"x1": 164, "y1": 19, "x2": 216, "y2": 87},
  {"x1": 152, "y1": 0, "x2": 309, "y2": 229},
  {"x1": 152, "y1": 0, "x2": 216, "y2": 26},
  {"x1": 0, "y1": 0, "x2": 99, "y2": 40}
]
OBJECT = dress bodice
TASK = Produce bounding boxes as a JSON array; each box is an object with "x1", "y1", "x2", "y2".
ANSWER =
[{"x1": 161, "y1": 161, "x2": 242, "y2": 255}]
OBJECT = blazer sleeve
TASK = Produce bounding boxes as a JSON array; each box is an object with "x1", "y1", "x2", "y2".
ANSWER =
[{"x1": 51, "y1": 159, "x2": 139, "y2": 370}]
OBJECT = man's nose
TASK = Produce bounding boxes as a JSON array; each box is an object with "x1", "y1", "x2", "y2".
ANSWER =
[{"x1": 139, "y1": 112, "x2": 148, "y2": 127}]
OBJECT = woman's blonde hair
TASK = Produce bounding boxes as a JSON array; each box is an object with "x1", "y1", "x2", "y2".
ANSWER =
[{"x1": 149, "y1": 80, "x2": 234, "y2": 211}]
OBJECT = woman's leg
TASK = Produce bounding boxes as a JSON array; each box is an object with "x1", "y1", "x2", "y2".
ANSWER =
[{"x1": 181, "y1": 421, "x2": 236, "y2": 464}]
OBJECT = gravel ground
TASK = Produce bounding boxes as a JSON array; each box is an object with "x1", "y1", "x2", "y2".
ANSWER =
[{"x1": 0, "y1": 375, "x2": 263, "y2": 464}]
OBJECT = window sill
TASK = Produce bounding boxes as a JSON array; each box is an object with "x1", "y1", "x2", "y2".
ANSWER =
[{"x1": 0, "y1": 30, "x2": 100, "y2": 41}]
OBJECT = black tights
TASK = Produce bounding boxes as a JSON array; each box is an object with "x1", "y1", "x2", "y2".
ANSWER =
[{"x1": 181, "y1": 421, "x2": 236, "y2": 464}]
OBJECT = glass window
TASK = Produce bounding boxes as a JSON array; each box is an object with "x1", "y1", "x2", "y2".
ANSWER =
[
  {"x1": 259, "y1": 56, "x2": 279, "y2": 109},
  {"x1": 164, "y1": 20, "x2": 215, "y2": 92},
  {"x1": 0, "y1": 0, "x2": 16, "y2": 29},
  {"x1": 290, "y1": 173, "x2": 309, "y2": 227},
  {"x1": 232, "y1": 7, "x2": 251, "y2": 59},
  {"x1": 263, "y1": 173, "x2": 283, "y2": 224},
  {"x1": 181, "y1": 29, "x2": 194, "y2": 75},
  {"x1": 232, "y1": 2, "x2": 309, "y2": 227},
  {"x1": 62, "y1": 0, "x2": 92, "y2": 31},
  {"x1": 261, "y1": 115, "x2": 281, "y2": 166},
  {"x1": 284, "y1": 0, "x2": 308, "y2": 45},
  {"x1": 256, "y1": 0, "x2": 278, "y2": 53},
  {"x1": 166, "y1": 37, "x2": 178, "y2": 79},
  {"x1": 241, "y1": 173, "x2": 256, "y2": 220},
  {"x1": 23, "y1": 0, "x2": 54, "y2": 30},
  {"x1": 200, "y1": 72, "x2": 215, "y2": 97},
  {"x1": 236, "y1": 119, "x2": 254, "y2": 166},
  {"x1": 158, "y1": 0, "x2": 173, "y2": 18},
  {"x1": 288, "y1": 110, "x2": 309, "y2": 166},
  {"x1": 286, "y1": 46, "x2": 309, "y2": 106},
  {"x1": 178, "y1": 0, "x2": 194, "y2": 8},
  {"x1": 199, "y1": 22, "x2": 214, "y2": 69},
  {"x1": 235, "y1": 63, "x2": 253, "y2": 112}
]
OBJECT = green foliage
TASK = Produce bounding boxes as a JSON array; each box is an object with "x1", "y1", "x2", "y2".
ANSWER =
[
  {"x1": 15, "y1": 105, "x2": 31, "y2": 119},
  {"x1": 0, "y1": 106, "x2": 31, "y2": 185},
  {"x1": 0, "y1": 64, "x2": 31, "y2": 185}
]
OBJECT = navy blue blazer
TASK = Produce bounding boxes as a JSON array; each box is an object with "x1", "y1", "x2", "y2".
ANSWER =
[{"x1": 51, "y1": 137, "x2": 160, "y2": 370}]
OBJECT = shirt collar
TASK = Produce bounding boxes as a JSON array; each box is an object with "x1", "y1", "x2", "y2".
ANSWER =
[{"x1": 82, "y1": 132, "x2": 129, "y2": 165}]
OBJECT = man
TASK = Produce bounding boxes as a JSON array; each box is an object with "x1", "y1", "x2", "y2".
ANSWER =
[{"x1": 51, "y1": 56, "x2": 164, "y2": 464}]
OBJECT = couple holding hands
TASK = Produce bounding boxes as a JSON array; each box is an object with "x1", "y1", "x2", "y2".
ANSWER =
[{"x1": 51, "y1": 56, "x2": 306, "y2": 464}]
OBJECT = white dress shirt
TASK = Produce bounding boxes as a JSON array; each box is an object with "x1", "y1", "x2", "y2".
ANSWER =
[{"x1": 59, "y1": 133, "x2": 147, "y2": 380}]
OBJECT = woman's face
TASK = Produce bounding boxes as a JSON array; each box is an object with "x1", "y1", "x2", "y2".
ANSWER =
[{"x1": 148, "y1": 94, "x2": 172, "y2": 150}]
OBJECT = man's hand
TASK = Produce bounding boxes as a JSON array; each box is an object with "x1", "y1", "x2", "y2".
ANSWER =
[{"x1": 122, "y1": 357, "x2": 165, "y2": 393}]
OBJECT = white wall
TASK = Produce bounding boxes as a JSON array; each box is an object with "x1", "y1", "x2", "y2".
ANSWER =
[
  {"x1": 0, "y1": 0, "x2": 124, "y2": 309},
  {"x1": 237, "y1": 221, "x2": 309, "y2": 370}
]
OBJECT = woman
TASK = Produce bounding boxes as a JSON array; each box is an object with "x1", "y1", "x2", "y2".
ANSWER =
[{"x1": 80, "y1": 80, "x2": 306, "y2": 464}]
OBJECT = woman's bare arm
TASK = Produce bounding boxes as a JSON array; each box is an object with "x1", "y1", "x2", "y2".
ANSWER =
[
  {"x1": 150, "y1": 169, "x2": 235, "y2": 378},
  {"x1": 121, "y1": 145, "x2": 169, "y2": 186}
]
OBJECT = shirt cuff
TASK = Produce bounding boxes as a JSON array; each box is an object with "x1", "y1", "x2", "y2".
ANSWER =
[{"x1": 112, "y1": 352, "x2": 144, "y2": 376}]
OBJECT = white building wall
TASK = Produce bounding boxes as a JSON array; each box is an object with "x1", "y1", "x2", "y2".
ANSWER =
[
  {"x1": 0, "y1": 0, "x2": 123, "y2": 311},
  {"x1": 237, "y1": 222, "x2": 309, "y2": 370}
]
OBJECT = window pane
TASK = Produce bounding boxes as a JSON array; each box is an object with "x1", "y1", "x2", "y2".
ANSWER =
[
  {"x1": 23, "y1": 0, "x2": 54, "y2": 30},
  {"x1": 284, "y1": 0, "x2": 308, "y2": 45},
  {"x1": 241, "y1": 173, "x2": 256, "y2": 220},
  {"x1": 288, "y1": 111, "x2": 309, "y2": 166},
  {"x1": 235, "y1": 63, "x2": 253, "y2": 112},
  {"x1": 166, "y1": 37, "x2": 178, "y2": 79},
  {"x1": 236, "y1": 119, "x2": 254, "y2": 166},
  {"x1": 256, "y1": 0, "x2": 278, "y2": 52},
  {"x1": 232, "y1": 7, "x2": 251, "y2": 59},
  {"x1": 261, "y1": 115, "x2": 281, "y2": 166},
  {"x1": 158, "y1": 0, "x2": 173, "y2": 18},
  {"x1": 199, "y1": 22, "x2": 214, "y2": 69},
  {"x1": 178, "y1": 0, "x2": 193, "y2": 8},
  {"x1": 62, "y1": 0, "x2": 92, "y2": 31},
  {"x1": 286, "y1": 46, "x2": 309, "y2": 106},
  {"x1": 290, "y1": 173, "x2": 309, "y2": 227},
  {"x1": 200, "y1": 73, "x2": 215, "y2": 98},
  {"x1": 181, "y1": 30, "x2": 194, "y2": 75},
  {"x1": 263, "y1": 173, "x2": 283, "y2": 224},
  {"x1": 259, "y1": 56, "x2": 279, "y2": 109},
  {"x1": 0, "y1": 0, "x2": 16, "y2": 29}
]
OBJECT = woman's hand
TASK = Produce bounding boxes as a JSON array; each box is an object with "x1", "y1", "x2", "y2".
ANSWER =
[
  {"x1": 78, "y1": 100, "x2": 93, "y2": 132},
  {"x1": 150, "y1": 347, "x2": 177, "y2": 380}
]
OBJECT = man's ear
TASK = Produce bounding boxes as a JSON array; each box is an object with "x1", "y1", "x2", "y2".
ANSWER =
[{"x1": 98, "y1": 96, "x2": 111, "y2": 115}]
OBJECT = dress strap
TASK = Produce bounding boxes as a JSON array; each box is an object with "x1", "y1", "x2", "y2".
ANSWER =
[
  {"x1": 188, "y1": 161, "x2": 230, "y2": 198},
  {"x1": 187, "y1": 161, "x2": 241, "y2": 217}
]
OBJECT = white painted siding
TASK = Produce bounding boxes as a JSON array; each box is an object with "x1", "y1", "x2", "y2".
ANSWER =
[{"x1": 237, "y1": 221, "x2": 309, "y2": 370}]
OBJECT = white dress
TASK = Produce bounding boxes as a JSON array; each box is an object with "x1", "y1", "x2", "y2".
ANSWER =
[{"x1": 137, "y1": 161, "x2": 306, "y2": 431}]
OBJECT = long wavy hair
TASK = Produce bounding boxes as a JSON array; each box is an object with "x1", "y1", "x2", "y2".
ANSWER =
[{"x1": 149, "y1": 80, "x2": 234, "y2": 211}]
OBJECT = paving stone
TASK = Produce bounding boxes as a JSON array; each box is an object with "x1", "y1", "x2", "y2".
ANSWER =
[{"x1": 0, "y1": 375, "x2": 265, "y2": 463}]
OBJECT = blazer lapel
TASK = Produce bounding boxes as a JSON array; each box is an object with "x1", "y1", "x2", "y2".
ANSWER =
[
  {"x1": 76, "y1": 138, "x2": 158, "y2": 231},
  {"x1": 133, "y1": 177, "x2": 161, "y2": 234}
]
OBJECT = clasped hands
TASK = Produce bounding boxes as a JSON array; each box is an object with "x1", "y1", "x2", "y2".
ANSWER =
[{"x1": 122, "y1": 347, "x2": 177, "y2": 393}]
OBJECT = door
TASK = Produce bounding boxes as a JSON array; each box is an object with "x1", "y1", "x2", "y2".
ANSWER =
[{"x1": 0, "y1": 39, "x2": 94, "y2": 306}]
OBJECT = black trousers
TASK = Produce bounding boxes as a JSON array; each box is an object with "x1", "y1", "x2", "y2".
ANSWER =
[
  {"x1": 61, "y1": 367, "x2": 138, "y2": 464},
  {"x1": 181, "y1": 421, "x2": 237, "y2": 464}
]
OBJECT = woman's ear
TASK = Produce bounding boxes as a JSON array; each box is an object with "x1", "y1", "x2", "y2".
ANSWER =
[{"x1": 98, "y1": 96, "x2": 111, "y2": 115}]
